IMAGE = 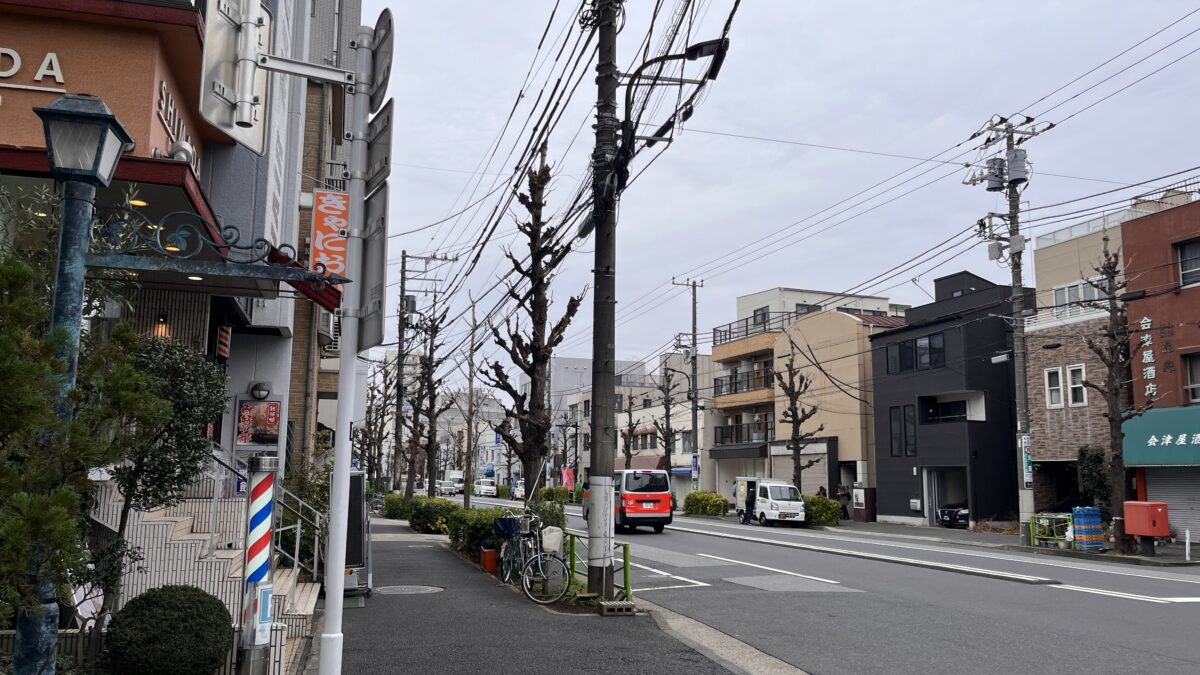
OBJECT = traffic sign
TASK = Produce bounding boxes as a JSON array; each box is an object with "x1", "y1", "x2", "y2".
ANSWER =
[
  {"x1": 370, "y1": 9, "x2": 393, "y2": 114},
  {"x1": 357, "y1": 187, "x2": 387, "y2": 351},
  {"x1": 199, "y1": 0, "x2": 272, "y2": 154},
  {"x1": 365, "y1": 99, "x2": 392, "y2": 197}
]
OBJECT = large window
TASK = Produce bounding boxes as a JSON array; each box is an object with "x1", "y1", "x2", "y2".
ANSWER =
[
  {"x1": 1067, "y1": 364, "x2": 1087, "y2": 406},
  {"x1": 1179, "y1": 238, "x2": 1200, "y2": 287},
  {"x1": 887, "y1": 333, "x2": 944, "y2": 374},
  {"x1": 1185, "y1": 354, "x2": 1200, "y2": 403},
  {"x1": 889, "y1": 405, "x2": 917, "y2": 456},
  {"x1": 752, "y1": 306, "x2": 769, "y2": 325},
  {"x1": 1045, "y1": 368, "x2": 1063, "y2": 408},
  {"x1": 1053, "y1": 278, "x2": 1109, "y2": 317},
  {"x1": 920, "y1": 398, "x2": 967, "y2": 424}
]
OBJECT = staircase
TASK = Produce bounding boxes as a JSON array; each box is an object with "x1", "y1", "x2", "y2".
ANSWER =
[{"x1": 89, "y1": 450, "x2": 323, "y2": 674}]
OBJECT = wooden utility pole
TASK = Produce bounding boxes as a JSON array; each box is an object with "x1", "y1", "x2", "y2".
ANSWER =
[{"x1": 464, "y1": 302, "x2": 477, "y2": 509}]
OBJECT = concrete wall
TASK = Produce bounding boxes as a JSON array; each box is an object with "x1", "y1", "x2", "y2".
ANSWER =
[{"x1": 734, "y1": 288, "x2": 890, "y2": 321}]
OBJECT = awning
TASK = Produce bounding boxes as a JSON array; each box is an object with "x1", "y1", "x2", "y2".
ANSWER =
[{"x1": 710, "y1": 444, "x2": 768, "y2": 460}]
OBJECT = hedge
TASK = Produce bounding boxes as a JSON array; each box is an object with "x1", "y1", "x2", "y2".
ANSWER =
[
  {"x1": 683, "y1": 491, "x2": 730, "y2": 516},
  {"x1": 102, "y1": 585, "x2": 232, "y2": 675},
  {"x1": 497, "y1": 484, "x2": 511, "y2": 499},
  {"x1": 539, "y1": 486, "x2": 570, "y2": 504},
  {"x1": 533, "y1": 500, "x2": 566, "y2": 530},
  {"x1": 446, "y1": 506, "x2": 507, "y2": 558},
  {"x1": 382, "y1": 493, "x2": 413, "y2": 520},
  {"x1": 804, "y1": 495, "x2": 842, "y2": 526},
  {"x1": 408, "y1": 496, "x2": 461, "y2": 534}
]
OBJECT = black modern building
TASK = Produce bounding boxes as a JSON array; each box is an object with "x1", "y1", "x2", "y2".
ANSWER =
[{"x1": 869, "y1": 272, "x2": 1033, "y2": 526}]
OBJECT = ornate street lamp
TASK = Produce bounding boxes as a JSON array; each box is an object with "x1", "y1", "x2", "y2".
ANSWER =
[{"x1": 33, "y1": 94, "x2": 132, "y2": 394}]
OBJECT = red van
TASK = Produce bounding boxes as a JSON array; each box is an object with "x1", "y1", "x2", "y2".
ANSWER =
[{"x1": 583, "y1": 469, "x2": 673, "y2": 533}]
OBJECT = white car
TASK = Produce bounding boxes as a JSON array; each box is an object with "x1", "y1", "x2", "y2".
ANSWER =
[
  {"x1": 436, "y1": 480, "x2": 456, "y2": 496},
  {"x1": 474, "y1": 479, "x2": 497, "y2": 497},
  {"x1": 512, "y1": 480, "x2": 525, "y2": 500}
]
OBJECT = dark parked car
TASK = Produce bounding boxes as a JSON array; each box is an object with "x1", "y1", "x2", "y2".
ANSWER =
[{"x1": 937, "y1": 500, "x2": 969, "y2": 528}]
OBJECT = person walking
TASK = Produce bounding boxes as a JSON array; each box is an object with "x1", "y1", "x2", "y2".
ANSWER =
[{"x1": 817, "y1": 485, "x2": 828, "y2": 498}]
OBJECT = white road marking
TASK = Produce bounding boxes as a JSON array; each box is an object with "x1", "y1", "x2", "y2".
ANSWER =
[
  {"x1": 668, "y1": 525, "x2": 1056, "y2": 584},
  {"x1": 696, "y1": 553, "x2": 840, "y2": 584},
  {"x1": 1160, "y1": 597, "x2": 1200, "y2": 603},
  {"x1": 1052, "y1": 585, "x2": 1171, "y2": 604},
  {"x1": 635, "y1": 584, "x2": 713, "y2": 593},
  {"x1": 627, "y1": 561, "x2": 710, "y2": 587}
]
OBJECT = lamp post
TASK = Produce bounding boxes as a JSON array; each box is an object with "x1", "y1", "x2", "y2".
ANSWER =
[
  {"x1": 33, "y1": 94, "x2": 132, "y2": 402},
  {"x1": 14, "y1": 94, "x2": 130, "y2": 675}
]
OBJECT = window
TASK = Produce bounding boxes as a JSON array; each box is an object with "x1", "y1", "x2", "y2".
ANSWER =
[
  {"x1": 649, "y1": 434, "x2": 658, "y2": 449},
  {"x1": 921, "y1": 398, "x2": 967, "y2": 423},
  {"x1": 1179, "y1": 238, "x2": 1200, "y2": 287},
  {"x1": 615, "y1": 395, "x2": 623, "y2": 412},
  {"x1": 887, "y1": 343, "x2": 900, "y2": 374},
  {"x1": 899, "y1": 340, "x2": 915, "y2": 372},
  {"x1": 768, "y1": 485, "x2": 801, "y2": 501},
  {"x1": 889, "y1": 406, "x2": 902, "y2": 457},
  {"x1": 916, "y1": 336, "x2": 931, "y2": 370},
  {"x1": 928, "y1": 333, "x2": 945, "y2": 368},
  {"x1": 758, "y1": 485, "x2": 769, "y2": 499},
  {"x1": 795, "y1": 303, "x2": 821, "y2": 315},
  {"x1": 1185, "y1": 354, "x2": 1200, "y2": 403},
  {"x1": 583, "y1": 399, "x2": 591, "y2": 418},
  {"x1": 642, "y1": 397, "x2": 652, "y2": 409},
  {"x1": 1067, "y1": 364, "x2": 1087, "y2": 406},
  {"x1": 624, "y1": 471, "x2": 669, "y2": 493},
  {"x1": 752, "y1": 306, "x2": 769, "y2": 325},
  {"x1": 1045, "y1": 368, "x2": 1063, "y2": 408},
  {"x1": 1053, "y1": 279, "x2": 1109, "y2": 317},
  {"x1": 889, "y1": 334, "x2": 944, "y2": 374},
  {"x1": 904, "y1": 404, "x2": 917, "y2": 456}
]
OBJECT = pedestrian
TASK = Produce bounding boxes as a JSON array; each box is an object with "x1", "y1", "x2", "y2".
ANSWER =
[
  {"x1": 745, "y1": 485, "x2": 757, "y2": 525},
  {"x1": 817, "y1": 485, "x2": 828, "y2": 498},
  {"x1": 837, "y1": 483, "x2": 850, "y2": 519}
]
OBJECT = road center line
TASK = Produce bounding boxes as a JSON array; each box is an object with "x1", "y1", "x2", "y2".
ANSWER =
[
  {"x1": 1052, "y1": 585, "x2": 1171, "y2": 604},
  {"x1": 667, "y1": 525, "x2": 1057, "y2": 585},
  {"x1": 627, "y1": 560, "x2": 710, "y2": 587},
  {"x1": 696, "y1": 553, "x2": 840, "y2": 584}
]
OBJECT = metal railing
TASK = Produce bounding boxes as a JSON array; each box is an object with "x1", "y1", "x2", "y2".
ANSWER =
[
  {"x1": 712, "y1": 311, "x2": 798, "y2": 346},
  {"x1": 564, "y1": 530, "x2": 631, "y2": 602},
  {"x1": 714, "y1": 369, "x2": 773, "y2": 396},
  {"x1": 714, "y1": 423, "x2": 774, "y2": 446},
  {"x1": 274, "y1": 484, "x2": 325, "y2": 600}
]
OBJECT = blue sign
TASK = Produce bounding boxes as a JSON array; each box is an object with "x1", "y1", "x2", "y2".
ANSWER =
[
  {"x1": 495, "y1": 431, "x2": 502, "y2": 446},
  {"x1": 351, "y1": 457, "x2": 361, "y2": 469},
  {"x1": 485, "y1": 462, "x2": 495, "y2": 477}
]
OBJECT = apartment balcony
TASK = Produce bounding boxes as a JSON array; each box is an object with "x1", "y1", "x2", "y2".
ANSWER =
[
  {"x1": 714, "y1": 423, "x2": 775, "y2": 446},
  {"x1": 713, "y1": 370, "x2": 774, "y2": 409},
  {"x1": 711, "y1": 312, "x2": 796, "y2": 363}
]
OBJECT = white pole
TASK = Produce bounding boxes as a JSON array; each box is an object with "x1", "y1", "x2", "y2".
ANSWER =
[
  {"x1": 1187, "y1": 529, "x2": 1192, "y2": 562},
  {"x1": 319, "y1": 22, "x2": 373, "y2": 675}
]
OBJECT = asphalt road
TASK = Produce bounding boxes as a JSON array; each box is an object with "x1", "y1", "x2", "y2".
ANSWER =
[{"x1": 462, "y1": 497, "x2": 1200, "y2": 675}]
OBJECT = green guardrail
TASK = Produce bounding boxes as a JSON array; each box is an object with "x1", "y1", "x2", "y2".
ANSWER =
[{"x1": 564, "y1": 529, "x2": 631, "y2": 602}]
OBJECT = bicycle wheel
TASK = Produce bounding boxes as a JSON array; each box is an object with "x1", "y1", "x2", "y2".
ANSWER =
[
  {"x1": 521, "y1": 554, "x2": 570, "y2": 605},
  {"x1": 499, "y1": 540, "x2": 519, "y2": 584}
]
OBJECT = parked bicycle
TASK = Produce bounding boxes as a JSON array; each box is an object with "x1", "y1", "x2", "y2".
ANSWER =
[{"x1": 493, "y1": 507, "x2": 570, "y2": 604}]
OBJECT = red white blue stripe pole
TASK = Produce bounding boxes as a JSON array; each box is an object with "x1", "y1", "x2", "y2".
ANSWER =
[{"x1": 240, "y1": 454, "x2": 278, "y2": 674}]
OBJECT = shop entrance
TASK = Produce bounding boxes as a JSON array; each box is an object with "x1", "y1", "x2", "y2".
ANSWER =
[{"x1": 924, "y1": 466, "x2": 968, "y2": 526}]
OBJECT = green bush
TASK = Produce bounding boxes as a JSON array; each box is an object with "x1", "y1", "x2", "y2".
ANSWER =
[
  {"x1": 804, "y1": 495, "x2": 842, "y2": 526},
  {"x1": 533, "y1": 501, "x2": 566, "y2": 530},
  {"x1": 445, "y1": 506, "x2": 507, "y2": 558},
  {"x1": 497, "y1": 484, "x2": 511, "y2": 500},
  {"x1": 540, "y1": 486, "x2": 570, "y2": 504},
  {"x1": 683, "y1": 491, "x2": 730, "y2": 516},
  {"x1": 408, "y1": 496, "x2": 460, "y2": 534},
  {"x1": 102, "y1": 585, "x2": 232, "y2": 675},
  {"x1": 382, "y1": 493, "x2": 413, "y2": 520}
]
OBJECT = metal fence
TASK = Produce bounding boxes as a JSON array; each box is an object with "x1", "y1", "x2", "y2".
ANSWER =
[{"x1": 564, "y1": 530, "x2": 631, "y2": 601}]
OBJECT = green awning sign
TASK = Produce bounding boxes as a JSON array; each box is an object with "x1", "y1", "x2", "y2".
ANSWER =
[{"x1": 1122, "y1": 407, "x2": 1200, "y2": 466}]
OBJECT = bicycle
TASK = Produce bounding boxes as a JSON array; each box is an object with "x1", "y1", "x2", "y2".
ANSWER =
[{"x1": 493, "y1": 508, "x2": 570, "y2": 604}]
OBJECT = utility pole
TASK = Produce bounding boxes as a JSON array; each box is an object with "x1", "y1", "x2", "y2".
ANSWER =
[
  {"x1": 967, "y1": 115, "x2": 1048, "y2": 544},
  {"x1": 585, "y1": 0, "x2": 623, "y2": 599},
  {"x1": 465, "y1": 301, "x2": 477, "y2": 509},
  {"x1": 393, "y1": 250, "x2": 407, "y2": 491},
  {"x1": 673, "y1": 278, "x2": 703, "y2": 490}
]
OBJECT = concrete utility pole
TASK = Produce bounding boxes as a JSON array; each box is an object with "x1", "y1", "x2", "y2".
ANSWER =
[
  {"x1": 586, "y1": 0, "x2": 623, "y2": 599},
  {"x1": 674, "y1": 278, "x2": 703, "y2": 490},
  {"x1": 393, "y1": 250, "x2": 407, "y2": 490},
  {"x1": 967, "y1": 115, "x2": 1047, "y2": 543},
  {"x1": 465, "y1": 301, "x2": 477, "y2": 509}
]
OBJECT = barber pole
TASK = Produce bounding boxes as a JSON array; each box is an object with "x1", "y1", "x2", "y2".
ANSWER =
[
  {"x1": 216, "y1": 325, "x2": 232, "y2": 363},
  {"x1": 240, "y1": 454, "x2": 278, "y2": 673}
]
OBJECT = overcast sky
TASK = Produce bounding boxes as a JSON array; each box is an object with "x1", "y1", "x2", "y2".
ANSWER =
[{"x1": 363, "y1": 1, "x2": 1199, "y2": 383}]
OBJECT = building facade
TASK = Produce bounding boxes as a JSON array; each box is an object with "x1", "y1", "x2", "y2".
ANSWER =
[{"x1": 870, "y1": 272, "x2": 1031, "y2": 526}]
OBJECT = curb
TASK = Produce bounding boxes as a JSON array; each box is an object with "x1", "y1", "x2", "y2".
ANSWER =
[
  {"x1": 998, "y1": 543, "x2": 1200, "y2": 567},
  {"x1": 637, "y1": 595, "x2": 809, "y2": 675},
  {"x1": 812, "y1": 525, "x2": 1012, "y2": 549}
]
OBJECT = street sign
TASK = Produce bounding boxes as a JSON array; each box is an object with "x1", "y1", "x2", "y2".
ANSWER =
[
  {"x1": 495, "y1": 432, "x2": 502, "y2": 446},
  {"x1": 310, "y1": 190, "x2": 350, "y2": 284},
  {"x1": 200, "y1": 0, "x2": 272, "y2": 154},
  {"x1": 369, "y1": 9, "x2": 393, "y2": 114},
  {"x1": 1020, "y1": 434, "x2": 1033, "y2": 489},
  {"x1": 691, "y1": 453, "x2": 699, "y2": 492},
  {"x1": 357, "y1": 187, "x2": 387, "y2": 351},
  {"x1": 365, "y1": 98, "x2": 392, "y2": 197}
]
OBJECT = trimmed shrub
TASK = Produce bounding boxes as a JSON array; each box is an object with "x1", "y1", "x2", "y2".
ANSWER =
[
  {"x1": 539, "y1": 486, "x2": 569, "y2": 504},
  {"x1": 804, "y1": 495, "x2": 842, "y2": 526},
  {"x1": 683, "y1": 491, "x2": 730, "y2": 516},
  {"x1": 533, "y1": 500, "x2": 566, "y2": 530},
  {"x1": 497, "y1": 484, "x2": 511, "y2": 500},
  {"x1": 446, "y1": 506, "x2": 507, "y2": 558},
  {"x1": 382, "y1": 493, "x2": 413, "y2": 520},
  {"x1": 408, "y1": 496, "x2": 461, "y2": 534},
  {"x1": 102, "y1": 585, "x2": 232, "y2": 675}
]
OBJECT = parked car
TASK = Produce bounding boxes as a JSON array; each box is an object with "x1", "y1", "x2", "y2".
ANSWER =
[
  {"x1": 474, "y1": 478, "x2": 497, "y2": 497},
  {"x1": 937, "y1": 500, "x2": 969, "y2": 528},
  {"x1": 453, "y1": 477, "x2": 465, "y2": 494},
  {"x1": 582, "y1": 469, "x2": 672, "y2": 533},
  {"x1": 512, "y1": 480, "x2": 525, "y2": 500},
  {"x1": 436, "y1": 480, "x2": 457, "y2": 496},
  {"x1": 734, "y1": 477, "x2": 806, "y2": 526}
]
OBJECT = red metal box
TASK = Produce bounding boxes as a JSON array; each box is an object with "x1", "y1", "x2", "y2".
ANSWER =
[{"x1": 1123, "y1": 501, "x2": 1169, "y2": 537}]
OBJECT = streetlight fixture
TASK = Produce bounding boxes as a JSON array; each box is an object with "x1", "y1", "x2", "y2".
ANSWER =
[{"x1": 34, "y1": 94, "x2": 132, "y2": 395}]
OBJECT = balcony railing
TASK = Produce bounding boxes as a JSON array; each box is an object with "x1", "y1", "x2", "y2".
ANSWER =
[
  {"x1": 712, "y1": 312, "x2": 798, "y2": 347},
  {"x1": 714, "y1": 423, "x2": 775, "y2": 446},
  {"x1": 714, "y1": 369, "x2": 773, "y2": 396}
]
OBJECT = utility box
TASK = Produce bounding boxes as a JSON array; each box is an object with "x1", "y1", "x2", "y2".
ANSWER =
[{"x1": 1124, "y1": 501, "x2": 1169, "y2": 537}]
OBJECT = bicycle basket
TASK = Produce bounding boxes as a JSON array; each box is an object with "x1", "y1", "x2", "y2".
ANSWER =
[
  {"x1": 518, "y1": 515, "x2": 533, "y2": 535},
  {"x1": 494, "y1": 516, "x2": 520, "y2": 538}
]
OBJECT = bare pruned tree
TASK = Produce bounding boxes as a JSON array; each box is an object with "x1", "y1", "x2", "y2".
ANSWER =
[
  {"x1": 774, "y1": 343, "x2": 825, "y2": 491},
  {"x1": 353, "y1": 360, "x2": 396, "y2": 485},
  {"x1": 651, "y1": 369, "x2": 681, "y2": 473},
  {"x1": 482, "y1": 146, "x2": 582, "y2": 504},
  {"x1": 620, "y1": 395, "x2": 637, "y2": 470},
  {"x1": 1081, "y1": 235, "x2": 1151, "y2": 554},
  {"x1": 408, "y1": 293, "x2": 454, "y2": 497}
]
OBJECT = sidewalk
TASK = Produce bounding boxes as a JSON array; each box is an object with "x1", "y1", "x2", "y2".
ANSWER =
[{"x1": 312, "y1": 518, "x2": 732, "y2": 675}]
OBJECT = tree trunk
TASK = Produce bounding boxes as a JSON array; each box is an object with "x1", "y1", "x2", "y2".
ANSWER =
[
  {"x1": 99, "y1": 493, "x2": 135, "y2": 620},
  {"x1": 522, "y1": 455, "x2": 541, "y2": 504},
  {"x1": 403, "y1": 448, "x2": 416, "y2": 499}
]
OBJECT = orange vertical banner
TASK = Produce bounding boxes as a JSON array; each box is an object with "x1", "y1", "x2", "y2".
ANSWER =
[{"x1": 310, "y1": 190, "x2": 350, "y2": 286}]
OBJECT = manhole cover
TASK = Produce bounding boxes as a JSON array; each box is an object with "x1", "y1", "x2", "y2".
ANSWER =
[{"x1": 374, "y1": 585, "x2": 443, "y2": 595}]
